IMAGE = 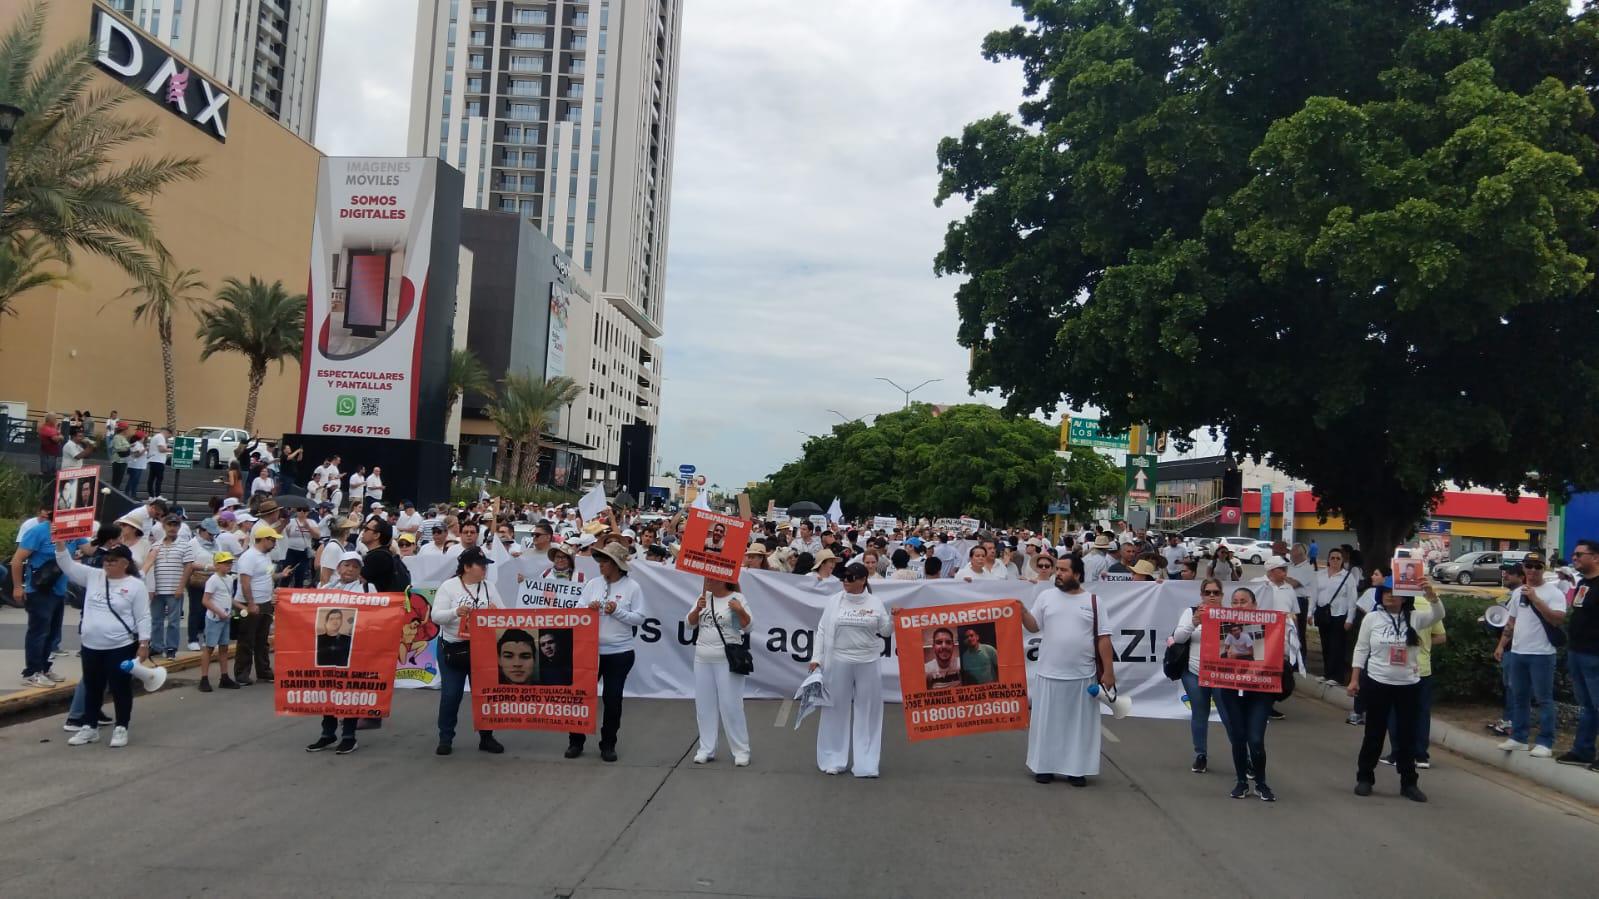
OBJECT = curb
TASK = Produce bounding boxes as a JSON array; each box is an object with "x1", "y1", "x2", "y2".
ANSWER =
[
  {"x1": 1294, "y1": 672, "x2": 1599, "y2": 806},
  {"x1": 0, "y1": 654, "x2": 203, "y2": 721}
]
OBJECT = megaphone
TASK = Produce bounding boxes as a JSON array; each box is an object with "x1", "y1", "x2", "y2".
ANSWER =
[
  {"x1": 1483, "y1": 603, "x2": 1511, "y2": 629},
  {"x1": 1087, "y1": 682, "x2": 1132, "y2": 719},
  {"x1": 121, "y1": 659, "x2": 168, "y2": 692}
]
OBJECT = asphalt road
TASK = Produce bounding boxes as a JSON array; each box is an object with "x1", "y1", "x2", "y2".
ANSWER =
[{"x1": 0, "y1": 671, "x2": 1593, "y2": 899}]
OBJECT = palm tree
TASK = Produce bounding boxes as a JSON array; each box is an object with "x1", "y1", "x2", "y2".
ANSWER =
[
  {"x1": 195, "y1": 277, "x2": 304, "y2": 433},
  {"x1": 118, "y1": 261, "x2": 206, "y2": 430},
  {"x1": 0, "y1": 1, "x2": 204, "y2": 294},
  {"x1": 485, "y1": 374, "x2": 582, "y2": 486},
  {"x1": 446, "y1": 347, "x2": 491, "y2": 426},
  {"x1": 0, "y1": 233, "x2": 75, "y2": 319}
]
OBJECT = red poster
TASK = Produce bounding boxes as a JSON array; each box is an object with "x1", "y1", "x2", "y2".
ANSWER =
[
  {"x1": 675, "y1": 507, "x2": 751, "y2": 582},
  {"x1": 469, "y1": 608, "x2": 600, "y2": 732},
  {"x1": 52, "y1": 466, "x2": 98, "y2": 541},
  {"x1": 1198, "y1": 606, "x2": 1285, "y2": 693},
  {"x1": 1391, "y1": 556, "x2": 1425, "y2": 597},
  {"x1": 892, "y1": 600, "x2": 1030, "y2": 741},
  {"x1": 273, "y1": 589, "x2": 407, "y2": 717}
]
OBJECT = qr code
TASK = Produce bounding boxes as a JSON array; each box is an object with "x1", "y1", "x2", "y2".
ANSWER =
[{"x1": 360, "y1": 397, "x2": 380, "y2": 416}]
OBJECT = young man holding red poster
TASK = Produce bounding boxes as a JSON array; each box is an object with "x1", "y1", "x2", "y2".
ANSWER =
[
  {"x1": 1199, "y1": 587, "x2": 1288, "y2": 801},
  {"x1": 273, "y1": 589, "x2": 407, "y2": 750}
]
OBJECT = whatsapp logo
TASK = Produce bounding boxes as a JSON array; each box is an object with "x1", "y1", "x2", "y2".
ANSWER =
[{"x1": 335, "y1": 395, "x2": 358, "y2": 417}]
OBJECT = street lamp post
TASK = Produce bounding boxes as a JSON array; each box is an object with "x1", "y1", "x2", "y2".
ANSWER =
[
  {"x1": 874, "y1": 377, "x2": 942, "y2": 409},
  {"x1": 0, "y1": 103, "x2": 25, "y2": 214}
]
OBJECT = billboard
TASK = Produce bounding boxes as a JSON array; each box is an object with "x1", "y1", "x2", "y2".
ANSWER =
[
  {"x1": 297, "y1": 157, "x2": 460, "y2": 442},
  {"x1": 546, "y1": 282, "x2": 570, "y2": 380}
]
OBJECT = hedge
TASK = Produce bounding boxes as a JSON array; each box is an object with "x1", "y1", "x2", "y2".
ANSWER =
[{"x1": 1432, "y1": 591, "x2": 1575, "y2": 706}]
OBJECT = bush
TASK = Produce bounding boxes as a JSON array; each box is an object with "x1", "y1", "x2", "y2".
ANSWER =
[
  {"x1": 0, "y1": 517, "x2": 19, "y2": 563},
  {"x1": 1431, "y1": 591, "x2": 1575, "y2": 706},
  {"x1": 0, "y1": 461, "x2": 46, "y2": 519},
  {"x1": 448, "y1": 480, "x2": 581, "y2": 508}
]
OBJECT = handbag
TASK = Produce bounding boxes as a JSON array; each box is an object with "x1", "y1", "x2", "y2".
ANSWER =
[
  {"x1": 441, "y1": 638, "x2": 472, "y2": 670},
  {"x1": 1312, "y1": 569, "x2": 1353, "y2": 629},
  {"x1": 1162, "y1": 607, "x2": 1196, "y2": 681},
  {"x1": 708, "y1": 593, "x2": 754, "y2": 676}
]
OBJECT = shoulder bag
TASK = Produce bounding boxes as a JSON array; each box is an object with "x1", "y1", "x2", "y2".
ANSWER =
[
  {"x1": 1312, "y1": 569, "x2": 1353, "y2": 629},
  {"x1": 1525, "y1": 589, "x2": 1569, "y2": 649},
  {"x1": 709, "y1": 593, "x2": 754, "y2": 676},
  {"x1": 1163, "y1": 606, "x2": 1197, "y2": 681}
]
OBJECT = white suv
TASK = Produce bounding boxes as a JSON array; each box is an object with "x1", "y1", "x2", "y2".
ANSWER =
[{"x1": 184, "y1": 427, "x2": 250, "y2": 469}]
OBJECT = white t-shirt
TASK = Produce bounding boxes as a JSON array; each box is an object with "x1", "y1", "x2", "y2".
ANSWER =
[
  {"x1": 127, "y1": 439, "x2": 148, "y2": 470},
  {"x1": 1161, "y1": 544, "x2": 1188, "y2": 574},
  {"x1": 215, "y1": 530, "x2": 245, "y2": 557},
  {"x1": 348, "y1": 473, "x2": 366, "y2": 501},
  {"x1": 203, "y1": 572, "x2": 239, "y2": 620},
  {"x1": 1255, "y1": 579, "x2": 1299, "y2": 615},
  {"x1": 318, "y1": 540, "x2": 343, "y2": 576},
  {"x1": 236, "y1": 547, "x2": 276, "y2": 604},
  {"x1": 283, "y1": 517, "x2": 316, "y2": 552},
  {"x1": 148, "y1": 432, "x2": 169, "y2": 464},
  {"x1": 1031, "y1": 588, "x2": 1111, "y2": 680},
  {"x1": 1510, "y1": 582, "x2": 1567, "y2": 655},
  {"x1": 365, "y1": 473, "x2": 384, "y2": 500},
  {"x1": 396, "y1": 510, "x2": 422, "y2": 533},
  {"x1": 690, "y1": 591, "x2": 751, "y2": 664},
  {"x1": 250, "y1": 475, "x2": 275, "y2": 496},
  {"x1": 315, "y1": 463, "x2": 340, "y2": 486},
  {"x1": 818, "y1": 591, "x2": 891, "y2": 664},
  {"x1": 956, "y1": 564, "x2": 1004, "y2": 581},
  {"x1": 62, "y1": 439, "x2": 87, "y2": 466}
]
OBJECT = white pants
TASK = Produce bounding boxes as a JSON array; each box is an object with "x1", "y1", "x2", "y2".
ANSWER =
[
  {"x1": 816, "y1": 659, "x2": 883, "y2": 777},
  {"x1": 693, "y1": 660, "x2": 750, "y2": 759}
]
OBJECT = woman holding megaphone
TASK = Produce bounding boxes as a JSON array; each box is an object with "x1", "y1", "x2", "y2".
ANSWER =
[{"x1": 54, "y1": 542, "x2": 151, "y2": 748}]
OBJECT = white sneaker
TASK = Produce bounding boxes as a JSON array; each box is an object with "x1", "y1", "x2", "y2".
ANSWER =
[
  {"x1": 43, "y1": 670, "x2": 65, "y2": 683},
  {"x1": 733, "y1": 753, "x2": 750, "y2": 767},
  {"x1": 187, "y1": 641, "x2": 201, "y2": 651},
  {"x1": 1530, "y1": 745, "x2": 1553, "y2": 759},
  {"x1": 67, "y1": 725, "x2": 99, "y2": 746},
  {"x1": 1497, "y1": 739, "x2": 1529, "y2": 751},
  {"x1": 692, "y1": 750, "x2": 713, "y2": 764},
  {"x1": 23, "y1": 673, "x2": 52, "y2": 688},
  {"x1": 109, "y1": 726, "x2": 129, "y2": 748},
  {"x1": 823, "y1": 767, "x2": 844, "y2": 775}
]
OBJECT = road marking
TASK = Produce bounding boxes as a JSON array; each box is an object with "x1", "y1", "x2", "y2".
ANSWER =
[{"x1": 1103, "y1": 726, "x2": 1119, "y2": 743}]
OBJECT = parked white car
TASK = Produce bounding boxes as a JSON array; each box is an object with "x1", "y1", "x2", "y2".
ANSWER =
[
  {"x1": 1216, "y1": 536, "x2": 1273, "y2": 564},
  {"x1": 183, "y1": 426, "x2": 251, "y2": 469}
]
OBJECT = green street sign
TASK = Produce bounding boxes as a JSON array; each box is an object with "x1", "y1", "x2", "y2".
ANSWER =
[
  {"x1": 171, "y1": 436, "x2": 197, "y2": 470},
  {"x1": 1067, "y1": 417, "x2": 1130, "y2": 451},
  {"x1": 1124, "y1": 453, "x2": 1157, "y2": 514}
]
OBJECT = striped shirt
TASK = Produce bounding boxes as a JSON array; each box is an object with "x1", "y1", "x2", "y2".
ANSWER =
[{"x1": 149, "y1": 540, "x2": 198, "y2": 594}]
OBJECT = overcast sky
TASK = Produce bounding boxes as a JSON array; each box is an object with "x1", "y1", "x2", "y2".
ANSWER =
[{"x1": 316, "y1": 0, "x2": 1029, "y2": 491}]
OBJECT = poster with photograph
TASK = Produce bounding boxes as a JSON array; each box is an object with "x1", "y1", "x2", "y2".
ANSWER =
[
  {"x1": 1197, "y1": 606, "x2": 1286, "y2": 693},
  {"x1": 1391, "y1": 555, "x2": 1426, "y2": 597},
  {"x1": 395, "y1": 588, "x2": 441, "y2": 688},
  {"x1": 893, "y1": 599, "x2": 1030, "y2": 741},
  {"x1": 469, "y1": 608, "x2": 599, "y2": 732},
  {"x1": 52, "y1": 466, "x2": 98, "y2": 541},
  {"x1": 675, "y1": 507, "x2": 752, "y2": 582},
  {"x1": 273, "y1": 589, "x2": 407, "y2": 717}
]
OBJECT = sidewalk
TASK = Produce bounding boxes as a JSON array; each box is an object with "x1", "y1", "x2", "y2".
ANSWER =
[
  {"x1": 0, "y1": 647, "x2": 204, "y2": 719},
  {"x1": 1294, "y1": 672, "x2": 1599, "y2": 806}
]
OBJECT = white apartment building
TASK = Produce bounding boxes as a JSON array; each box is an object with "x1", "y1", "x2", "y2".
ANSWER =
[
  {"x1": 105, "y1": 0, "x2": 325, "y2": 141},
  {"x1": 408, "y1": 0, "x2": 679, "y2": 478}
]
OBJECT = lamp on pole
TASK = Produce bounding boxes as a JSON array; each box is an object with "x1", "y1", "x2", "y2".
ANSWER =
[
  {"x1": 875, "y1": 377, "x2": 942, "y2": 409},
  {"x1": 0, "y1": 103, "x2": 24, "y2": 213},
  {"x1": 826, "y1": 409, "x2": 863, "y2": 424}
]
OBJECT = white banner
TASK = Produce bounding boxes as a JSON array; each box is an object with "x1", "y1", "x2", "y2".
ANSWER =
[
  {"x1": 299, "y1": 157, "x2": 440, "y2": 439},
  {"x1": 399, "y1": 547, "x2": 1201, "y2": 719}
]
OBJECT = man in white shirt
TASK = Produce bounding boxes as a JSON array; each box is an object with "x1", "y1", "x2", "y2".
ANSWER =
[
  {"x1": 348, "y1": 467, "x2": 367, "y2": 512},
  {"x1": 790, "y1": 522, "x2": 822, "y2": 556},
  {"x1": 1160, "y1": 534, "x2": 1189, "y2": 577},
  {"x1": 146, "y1": 427, "x2": 171, "y2": 498},
  {"x1": 366, "y1": 467, "x2": 385, "y2": 507},
  {"x1": 1083, "y1": 534, "x2": 1114, "y2": 582},
  {"x1": 233, "y1": 524, "x2": 288, "y2": 685},
  {"x1": 931, "y1": 534, "x2": 961, "y2": 579},
  {"x1": 314, "y1": 456, "x2": 341, "y2": 492},
  {"x1": 1255, "y1": 556, "x2": 1300, "y2": 720},
  {"x1": 1019, "y1": 556, "x2": 1114, "y2": 786},
  {"x1": 1494, "y1": 553, "x2": 1567, "y2": 756},
  {"x1": 395, "y1": 501, "x2": 423, "y2": 535}
]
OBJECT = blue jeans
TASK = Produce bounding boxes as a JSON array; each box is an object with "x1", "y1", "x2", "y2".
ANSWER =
[
  {"x1": 1388, "y1": 673, "x2": 1434, "y2": 760},
  {"x1": 48, "y1": 590, "x2": 65, "y2": 656},
  {"x1": 1501, "y1": 659, "x2": 1514, "y2": 722},
  {"x1": 124, "y1": 467, "x2": 144, "y2": 496},
  {"x1": 1568, "y1": 650, "x2": 1599, "y2": 759},
  {"x1": 149, "y1": 593, "x2": 182, "y2": 654},
  {"x1": 436, "y1": 641, "x2": 491, "y2": 745},
  {"x1": 1506, "y1": 651, "x2": 1557, "y2": 748},
  {"x1": 1214, "y1": 689, "x2": 1273, "y2": 788},
  {"x1": 1180, "y1": 670, "x2": 1224, "y2": 756},
  {"x1": 22, "y1": 591, "x2": 59, "y2": 676}
]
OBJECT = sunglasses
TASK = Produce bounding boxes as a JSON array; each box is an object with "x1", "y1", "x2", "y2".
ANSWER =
[
  {"x1": 1202, "y1": 589, "x2": 1223, "y2": 597},
  {"x1": 842, "y1": 574, "x2": 866, "y2": 583},
  {"x1": 1524, "y1": 563, "x2": 1545, "y2": 570}
]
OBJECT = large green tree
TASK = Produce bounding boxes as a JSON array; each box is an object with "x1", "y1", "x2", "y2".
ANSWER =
[
  {"x1": 751, "y1": 404, "x2": 1121, "y2": 525},
  {"x1": 936, "y1": 0, "x2": 1599, "y2": 560}
]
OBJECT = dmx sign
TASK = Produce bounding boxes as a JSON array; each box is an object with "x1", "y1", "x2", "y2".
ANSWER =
[{"x1": 92, "y1": 6, "x2": 230, "y2": 141}]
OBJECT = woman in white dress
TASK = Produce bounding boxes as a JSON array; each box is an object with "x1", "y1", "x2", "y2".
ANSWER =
[
  {"x1": 686, "y1": 578, "x2": 752, "y2": 767},
  {"x1": 809, "y1": 562, "x2": 891, "y2": 777}
]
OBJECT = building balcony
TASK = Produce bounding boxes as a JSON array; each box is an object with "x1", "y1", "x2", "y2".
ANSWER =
[{"x1": 604, "y1": 292, "x2": 662, "y2": 339}]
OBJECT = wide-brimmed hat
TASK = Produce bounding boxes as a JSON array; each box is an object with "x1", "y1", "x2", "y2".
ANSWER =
[
  {"x1": 548, "y1": 542, "x2": 576, "y2": 561},
  {"x1": 595, "y1": 542, "x2": 631, "y2": 572},
  {"x1": 812, "y1": 549, "x2": 838, "y2": 568},
  {"x1": 256, "y1": 499, "x2": 280, "y2": 516},
  {"x1": 1132, "y1": 559, "x2": 1159, "y2": 577},
  {"x1": 744, "y1": 544, "x2": 770, "y2": 557}
]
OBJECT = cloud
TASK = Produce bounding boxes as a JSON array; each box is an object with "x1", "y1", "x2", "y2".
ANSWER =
[
  {"x1": 313, "y1": 0, "x2": 419, "y2": 156},
  {"x1": 655, "y1": 0, "x2": 1027, "y2": 490}
]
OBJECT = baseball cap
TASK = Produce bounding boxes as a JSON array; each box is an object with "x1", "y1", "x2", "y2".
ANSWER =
[
  {"x1": 212, "y1": 551, "x2": 236, "y2": 564},
  {"x1": 338, "y1": 550, "x2": 364, "y2": 564},
  {"x1": 1521, "y1": 551, "x2": 1545, "y2": 568},
  {"x1": 252, "y1": 523, "x2": 283, "y2": 540},
  {"x1": 1264, "y1": 555, "x2": 1289, "y2": 571},
  {"x1": 397, "y1": 532, "x2": 417, "y2": 544}
]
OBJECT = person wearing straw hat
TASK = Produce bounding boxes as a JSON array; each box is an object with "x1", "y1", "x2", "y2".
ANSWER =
[
  {"x1": 810, "y1": 549, "x2": 839, "y2": 584},
  {"x1": 1131, "y1": 558, "x2": 1160, "y2": 582},
  {"x1": 1084, "y1": 533, "x2": 1115, "y2": 583},
  {"x1": 197, "y1": 551, "x2": 240, "y2": 692},
  {"x1": 567, "y1": 543, "x2": 646, "y2": 762}
]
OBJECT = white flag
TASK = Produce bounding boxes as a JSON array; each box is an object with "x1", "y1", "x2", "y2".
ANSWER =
[
  {"x1": 691, "y1": 491, "x2": 711, "y2": 511},
  {"x1": 578, "y1": 483, "x2": 608, "y2": 522},
  {"x1": 827, "y1": 496, "x2": 844, "y2": 524}
]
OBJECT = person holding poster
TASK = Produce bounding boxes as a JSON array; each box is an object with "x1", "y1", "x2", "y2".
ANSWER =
[
  {"x1": 1169, "y1": 578, "x2": 1229, "y2": 774},
  {"x1": 1206, "y1": 588, "x2": 1283, "y2": 801},
  {"x1": 810, "y1": 562, "x2": 893, "y2": 777},
  {"x1": 53, "y1": 543, "x2": 150, "y2": 748},
  {"x1": 894, "y1": 601, "x2": 1028, "y2": 743},
  {"x1": 1020, "y1": 556, "x2": 1114, "y2": 786},
  {"x1": 567, "y1": 543, "x2": 646, "y2": 763},
  {"x1": 430, "y1": 547, "x2": 507, "y2": 756},
  {"x1": 686, "y1": 578, "x2": 753, "y2": 766},
  {"x1": 1349, "y1": 580, "x2": 1446, "y2": 802},
  {"x1": 465, "y1": 609, "x2": 599, "y2": 734}
]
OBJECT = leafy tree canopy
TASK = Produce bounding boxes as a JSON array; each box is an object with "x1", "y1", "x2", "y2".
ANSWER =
[
  {"x1": 936, "y1": 0, "x2": 1599, "y2": 558},
  {"x1": 751, "y1": 404, "x2": 1121, "y2": 525}
]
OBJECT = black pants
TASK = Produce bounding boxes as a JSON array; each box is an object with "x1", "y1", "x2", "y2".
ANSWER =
[
  {"x1": 233, "y1": 602, "x2": 275, "y2": 679},
  {"x1": 1316, "y1": 610, "x2": 1349, "y2": 683},
  {"x1": 1357, "y1": 675, "x2": 1420, "y2": 788},
  {"x1": 147, "y1": 461, "x2": 166, "y2": 498},
  {"x1": 1294, "y1": 596, "x2": 1309, "y2": 661},
  {"x1": 284, "y1": 548, "x2": 312, "y2": 588},
  {"x1": 320, "y1": 715, "x2": 357, "y2": 739},
  {"x1": 80, "y1": 644, "x2": 137, "y2": 727},
  {"x1": 111, "y1": 461, "x2": 127, "y2": 490},
  {"x1": 186, "y1": 579, "x2": 207, "y2": 643},
  {"x1": 571, "y1": 650, "x2": 635, "y2": 749}
]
